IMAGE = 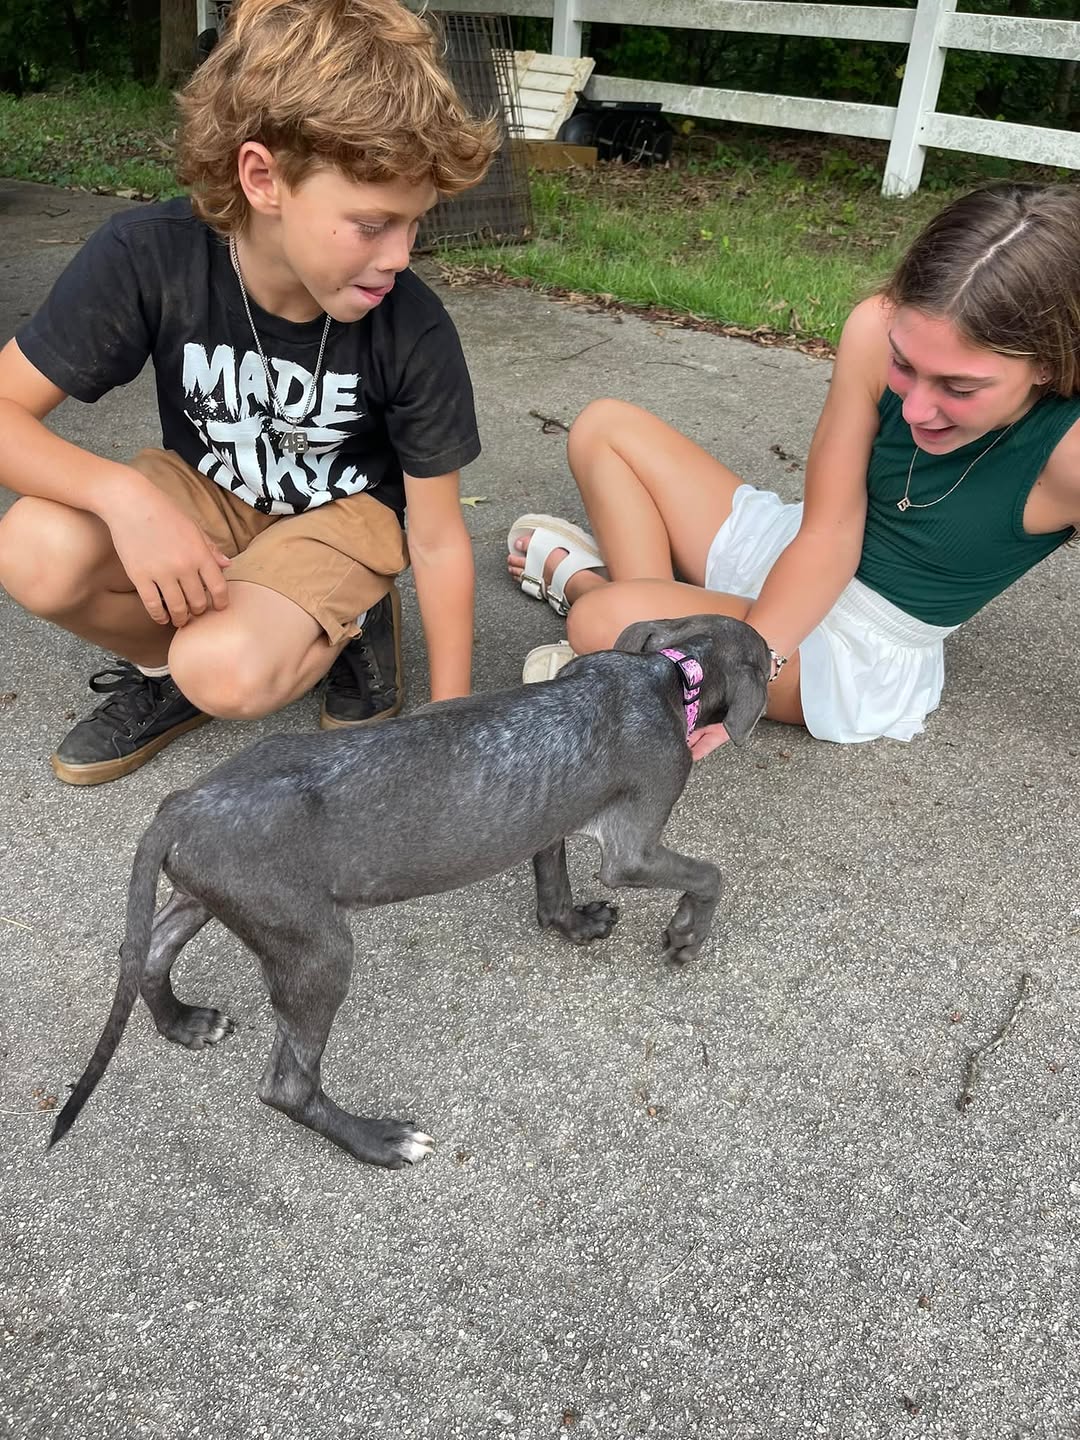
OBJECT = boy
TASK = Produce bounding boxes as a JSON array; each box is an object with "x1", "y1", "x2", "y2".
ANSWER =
[{"x1": 0, "y1": 0, "x2": 497, "y2": 784}]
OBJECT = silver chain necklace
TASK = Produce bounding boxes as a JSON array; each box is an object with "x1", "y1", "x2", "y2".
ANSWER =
[
  {"x1": 897, "y1": 421, "x2": 1016, "y2": 513},
  {"x1": 228, "y1": 234, "x2": 331, "y2": 455}
]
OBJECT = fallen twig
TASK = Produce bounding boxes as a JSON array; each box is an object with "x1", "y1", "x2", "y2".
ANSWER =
[
  {"x1": 551, "y1": 337, "x2": 613, "y2": 363},
  {"x1": 957, "y1": 971, "x2": 1031, "y2": 1112},
  {"x1": 656, "y1": 1239, "x2": 703, "y2": 1286},
  {"x1": 528, "y1": 409, "x2": 570, "y2": 434}
]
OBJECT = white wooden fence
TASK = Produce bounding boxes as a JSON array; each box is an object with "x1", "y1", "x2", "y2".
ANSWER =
[{"x1": 419, "y1": 0, "x2": 1080, "y2": 196}]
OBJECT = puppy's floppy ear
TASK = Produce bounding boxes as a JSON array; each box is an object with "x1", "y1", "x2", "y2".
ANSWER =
[
  {"x1": 614, "y1": 620, "x2": 665, "y2": 654},
  {"x1": 722, "y1": 666, "x2": 769, "y2": 746}
]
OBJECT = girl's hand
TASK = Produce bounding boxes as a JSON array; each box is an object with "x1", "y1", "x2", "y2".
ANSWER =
[
  {"x1": 99, "y1": 473, "x2": 231, "y2": 627},
  {"x1": 689, "y1": 721, "x2": 730, "y2": 761}
]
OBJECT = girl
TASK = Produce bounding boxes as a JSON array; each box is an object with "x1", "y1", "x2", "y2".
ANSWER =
[{"x1": 506, "y1": 182, "x2": 1080, "y2": 758}]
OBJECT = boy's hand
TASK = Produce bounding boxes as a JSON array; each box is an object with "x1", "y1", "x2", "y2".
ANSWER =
[{"x1": 98, "y1": 473, "x2": 231, "y2": 627}]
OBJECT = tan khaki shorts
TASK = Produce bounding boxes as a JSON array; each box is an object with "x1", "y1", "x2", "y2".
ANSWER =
[{"x1": 131, "y1": 449, "x2": 409, "y2": 641}]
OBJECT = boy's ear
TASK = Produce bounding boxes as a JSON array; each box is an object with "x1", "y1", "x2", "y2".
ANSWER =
[{"x1": 237, "y1": 141, "x2": 284, "y2": 216}]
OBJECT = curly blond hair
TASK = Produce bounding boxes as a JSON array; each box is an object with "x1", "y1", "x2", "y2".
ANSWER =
[{"x1": 177, "y1": 0, "x2": 500, "y2": 234}]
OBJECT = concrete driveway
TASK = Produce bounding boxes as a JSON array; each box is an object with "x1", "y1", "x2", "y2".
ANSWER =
[{"x1": 1, "y1": 177, "x2": 1078, "y2": 1439}]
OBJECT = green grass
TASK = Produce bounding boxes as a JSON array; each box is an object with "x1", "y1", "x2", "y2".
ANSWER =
[
  {"x1": 0, "y1": 82, "x2": 1068, "y2": 342},
  {"x1": 0, "y1": 80, "x2": 180, "y2": 196},
  {"x1": 444, "y1": 137, "x2": 1071, "y2": 345},
  {"x1": 450, "y1": 168, "x2": 910, "y2": 344}
]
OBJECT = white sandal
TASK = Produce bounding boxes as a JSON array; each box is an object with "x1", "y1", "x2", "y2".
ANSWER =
[
  {"x1": 507, "y1": 512, "x2": 605, "y2": 618},
  {"x1": 522, "y1": 641, "x2": 577, "y2": 684}
]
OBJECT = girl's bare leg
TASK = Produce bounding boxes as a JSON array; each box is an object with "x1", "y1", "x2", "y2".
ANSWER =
[
  {"x1": 508, "y1": 398, "x2": 746, "y2": 601},
  {"x1": 569, "y1": 398, "x2": 747, "y2": 583},
  {"x1": 507, "y1": 398, "x2": 804, "y2": 726}
]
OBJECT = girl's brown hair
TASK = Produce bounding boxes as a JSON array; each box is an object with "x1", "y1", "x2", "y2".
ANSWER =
[
  {"x1": 177, "y1": 0, "x2": 499, "y2": 233},
  {"x1": 882, "y1": 182, "x2": 1080, "y2": 397}
]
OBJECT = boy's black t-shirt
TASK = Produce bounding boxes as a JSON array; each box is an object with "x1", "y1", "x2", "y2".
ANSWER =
[{"x1": 17, "y1": 197, "x2": 481, "y2": 518}]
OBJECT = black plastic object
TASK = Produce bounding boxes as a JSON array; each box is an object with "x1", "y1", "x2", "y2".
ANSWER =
[
  {"x1": 556, "y1": 98, "x2": 674, "y2": 166},
  {"x1": 194, "y1": 3, "x2": 231, "y2": 64}
]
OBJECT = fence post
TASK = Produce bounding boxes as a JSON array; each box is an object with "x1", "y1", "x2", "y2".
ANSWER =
[
  {"x1": 551, "y1": 0, "x2": 583, "y2": 57},
  {"x1": 882, "y1": 0, "x2": 957, "y2": 197}
]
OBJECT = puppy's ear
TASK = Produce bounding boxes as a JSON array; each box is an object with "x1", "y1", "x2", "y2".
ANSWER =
[
  {"x1": 614, "y1": 620, "x2": 664, "y2": 654},
  {"x1": 722, "y1": 666, "x2": 769, "y2": 745}
]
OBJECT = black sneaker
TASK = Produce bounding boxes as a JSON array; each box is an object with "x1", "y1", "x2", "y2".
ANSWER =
[
  {"x1": 320, "y1": 588, "x2": 404, "y2": 730},
  {"x1": 51, "y1": 662, "x2": 210, "y2": 786}
]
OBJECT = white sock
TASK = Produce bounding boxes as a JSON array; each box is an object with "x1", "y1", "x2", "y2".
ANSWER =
[{"x1": 136, "y1": 663, "x2": 171, "y2": 679}]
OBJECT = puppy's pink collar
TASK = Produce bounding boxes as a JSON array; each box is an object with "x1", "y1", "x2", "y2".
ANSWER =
[{"x1": 659, "y1": 648, "x2": 703, "y2": 738}]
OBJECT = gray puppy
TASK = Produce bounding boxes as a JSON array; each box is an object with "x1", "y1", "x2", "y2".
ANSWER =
[{"x1": 50, "y1": 614, "x2": 770, "y2": 1169}]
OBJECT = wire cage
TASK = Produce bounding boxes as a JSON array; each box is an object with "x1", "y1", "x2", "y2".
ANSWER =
[{"x1": 416, "y1": 12, "x2": 533, "y2": 251}]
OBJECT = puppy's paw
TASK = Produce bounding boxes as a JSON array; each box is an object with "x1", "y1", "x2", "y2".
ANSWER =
[
  {"x1": 360, "y1": 1121, "x2": 435, "y2": 1169},
  {"x1": 661, "y1": 926, "x2": 703, "y2": 966},
  {"x1": 549, "y1": 899, "x2": 619, "y2": 945},
  {"x1": 394, "y1": 1128, "x2": 436, "y2": 1167},
  {"x1": 162, "y1": 1005, "x2": 235, "y2": 1050}
]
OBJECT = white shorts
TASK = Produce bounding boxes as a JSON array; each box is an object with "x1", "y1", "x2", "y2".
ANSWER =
[{"x1": 704, "y1": 485, "x2": 958, "y2": 744}]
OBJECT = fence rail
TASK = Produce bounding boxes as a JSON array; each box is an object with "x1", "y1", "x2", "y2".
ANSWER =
[{"x1": 417, "y1": 0, "x2": 1080, "y2": 196}]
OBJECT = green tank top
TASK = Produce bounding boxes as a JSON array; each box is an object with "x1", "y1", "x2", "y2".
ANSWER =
[{"x1": 856, "y1": 388, "x2": 1079, "y2": 625}]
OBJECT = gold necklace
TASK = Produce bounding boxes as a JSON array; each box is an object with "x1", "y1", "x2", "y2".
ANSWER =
[{"x1": 897, "y1": 422, "x2": 1017, "y2": 513}]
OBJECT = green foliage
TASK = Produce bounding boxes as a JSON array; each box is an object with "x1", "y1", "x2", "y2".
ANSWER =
[
  {"x1": 445, "y1": 133, "x2": 1069, "y2": 344},
  {"x1": 0, "y1": 0, "x2": 157, "y2": 91},
  {"x1": 0, "y1": 82, "x2": 179, "y2": 194},
  {"x1": 580, "y1": 7, "x2": 1076, "y2": 127},
  {"x1": 594, "y1": 24, "x2": 672, "y2": 78},
  {"x1": 509, "y1": 18, "x2": 555, "y2": 54}
]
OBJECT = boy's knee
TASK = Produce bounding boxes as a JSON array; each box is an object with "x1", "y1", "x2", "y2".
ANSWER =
[
  {"x1": 0, "y1": 497, "x2": 104, "y2": 615},
  {"x1": 169, "y1": 629, "x2": 284, "y2": 721}
]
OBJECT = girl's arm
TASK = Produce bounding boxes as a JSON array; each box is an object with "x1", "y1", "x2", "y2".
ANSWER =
[
  {"x1": 404, "y1": 469, "x2": 474, "y2": 701},
  {"x1": 744, "y1": 296, "x2": 890, "y2": 663}
]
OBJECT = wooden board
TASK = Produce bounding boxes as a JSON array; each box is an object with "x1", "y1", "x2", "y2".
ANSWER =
[
  {"x1": 512, "y1": 50, "x2": 596, "y2": 141},
  {"x1": 516, "y1": 140, "x2": 598, "y2": 171}
]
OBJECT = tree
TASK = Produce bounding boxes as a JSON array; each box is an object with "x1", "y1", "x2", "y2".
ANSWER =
[{"x1": 158, "y1": 0, "x2": 196, "y2": 87}]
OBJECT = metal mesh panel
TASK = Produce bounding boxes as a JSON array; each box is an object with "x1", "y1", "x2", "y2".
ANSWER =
[{"x1": 416, "y1": 13, "x2": 533, "y2": 250}]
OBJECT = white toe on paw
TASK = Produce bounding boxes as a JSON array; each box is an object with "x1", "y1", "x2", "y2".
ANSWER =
[{"x1": 398, "y1": 1131, "x2": 436, "y2": 1165}]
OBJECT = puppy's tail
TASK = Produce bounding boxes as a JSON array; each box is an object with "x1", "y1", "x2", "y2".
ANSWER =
[{"x1": 49, "y1": 820, "x2": 173, "y2": 1150}]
